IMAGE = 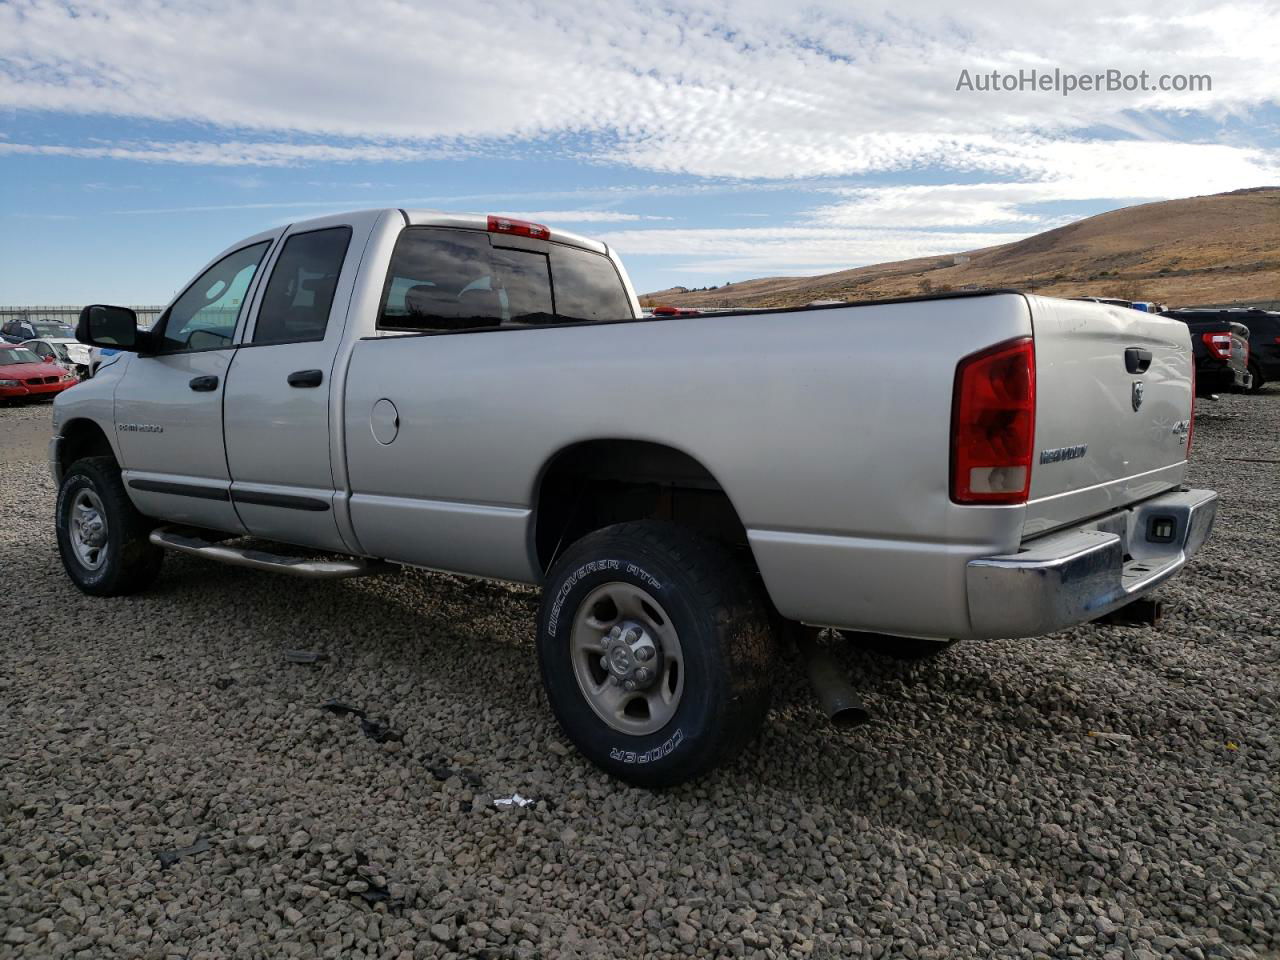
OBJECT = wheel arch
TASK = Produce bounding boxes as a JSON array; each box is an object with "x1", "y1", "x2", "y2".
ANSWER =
[
  {"x1": 529, "y1": 438, "x2": 754, "y2": 576},
  {"x1": 58, "y1": 417, "x2": 118, "y2": 476}
]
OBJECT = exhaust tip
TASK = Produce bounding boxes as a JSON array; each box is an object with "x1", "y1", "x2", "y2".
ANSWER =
[
  {"x1": 796, "y1": 629, "x2": 871, "y2": 729},
  {"x1": 829, "y1": 705, "x2": 871, "y2": 729}
]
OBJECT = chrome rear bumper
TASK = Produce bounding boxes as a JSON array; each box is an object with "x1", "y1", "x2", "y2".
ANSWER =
[{"x1": 966, "y1": 488, "x2": 1217, "y2": 638}]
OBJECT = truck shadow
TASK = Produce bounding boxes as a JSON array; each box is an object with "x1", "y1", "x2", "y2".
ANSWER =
[{"x1": 54, "y1": 546, "x2": 1258, "y2": 929}]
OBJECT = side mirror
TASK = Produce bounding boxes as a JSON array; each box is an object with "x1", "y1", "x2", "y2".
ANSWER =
[
  {"x1": 43, "y1": 354, "x2": 56, "y2": 364},
  {"x1": 77, "y1": 304, "x2": 142, "y2": 350}
]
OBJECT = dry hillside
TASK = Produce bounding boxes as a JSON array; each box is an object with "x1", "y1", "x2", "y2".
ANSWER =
[{"x1": 644, "y1": 188, "x2": 1280, "y2": 309}]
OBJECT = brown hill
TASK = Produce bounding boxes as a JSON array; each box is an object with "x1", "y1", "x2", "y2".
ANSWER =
[{"x1": 643, "y1": 188, "x2": 1280, "y2": 309}]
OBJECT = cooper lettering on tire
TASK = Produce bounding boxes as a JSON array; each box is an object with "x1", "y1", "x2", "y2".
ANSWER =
[{"x1": 536, "y1": 520, "x2": 775, "y2": 787}]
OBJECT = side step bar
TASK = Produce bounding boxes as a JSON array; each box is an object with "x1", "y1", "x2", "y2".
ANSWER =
[{"x1": 149, "y1": 527, "x2": 393, "y2": 579}]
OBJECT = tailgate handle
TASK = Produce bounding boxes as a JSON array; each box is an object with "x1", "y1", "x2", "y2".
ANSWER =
[{"x1": 1125, "y1": 348, "x2": 1152, "y2": 374}]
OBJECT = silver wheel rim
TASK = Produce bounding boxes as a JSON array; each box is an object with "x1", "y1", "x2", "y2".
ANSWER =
[
  {"x1": 69, "y1": 488, "x2": 109, "y2": 571},
  {"x1": 570, "y1": 581, "x2": 684, "y2": 736}
]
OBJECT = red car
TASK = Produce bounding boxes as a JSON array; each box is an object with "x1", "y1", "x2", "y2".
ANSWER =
[{"x1": 0, "y1": 343, "x2": 79, "y2": 401}]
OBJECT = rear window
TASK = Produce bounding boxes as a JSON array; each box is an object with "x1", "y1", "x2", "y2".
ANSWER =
[{"x1": 378, "y1": 227, "x2": 630, "y2": 332}]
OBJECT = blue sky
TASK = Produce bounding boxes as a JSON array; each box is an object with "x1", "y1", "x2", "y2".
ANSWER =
[{"x1": 2, "y1": 0, "x2": 1277, "y2": 304}]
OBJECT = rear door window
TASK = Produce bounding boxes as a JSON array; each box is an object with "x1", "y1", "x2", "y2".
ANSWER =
[{"x1": 253, "y1": 227, "x2": 353, "y2": 345}]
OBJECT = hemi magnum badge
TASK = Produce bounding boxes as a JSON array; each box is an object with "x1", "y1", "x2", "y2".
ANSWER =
[{"x1": 1039, "y1": 444, "x2": 1087, "y2": 465}]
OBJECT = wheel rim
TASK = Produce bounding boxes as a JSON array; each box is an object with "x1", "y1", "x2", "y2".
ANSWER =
[
  {"x1": 569, "y1": 581, "x2": 684, "y2": 736},
  {"x1": 69, "y1": 488, "x2": 109, "y2": 571}
]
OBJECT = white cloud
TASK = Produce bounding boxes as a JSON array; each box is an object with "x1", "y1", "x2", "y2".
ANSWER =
[
  {"x1": 0, "y1": 0, "x2": 1276, "y2": 181},
  {"x1": 3, "y1": 0, "x2": 1276, "y2": 287},
  {"x1": 597, "y1": 225, "x2": 1031, "y2": 275},
  {"x1": 0, "y1": 139, "x2": 454, "y2": 166},
  {"x1": 494, "y1": 210, "x2": 672, "y2": 223},
  {"x1": 806, "y1": 140, "x2": 1280, "y2": 227}
]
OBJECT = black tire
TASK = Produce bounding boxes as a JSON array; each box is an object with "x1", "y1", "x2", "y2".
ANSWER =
[
  {"x1": 537, "y1": 521, "x2": 775, "y2": 787},
  {"x1": 846, "y1": 631, "x2": 956, "y2": 661},
  {"x1": 1247, "y1": 360, "x2": 1264, "y2": 393},
  {"x1": 56, "y1": 456, "x2": 163, "y2": 596}
]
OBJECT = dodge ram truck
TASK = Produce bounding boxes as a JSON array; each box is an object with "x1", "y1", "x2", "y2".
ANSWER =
[{"x1": 52, "y1": 208, "x2": 1218, "y2": 786}]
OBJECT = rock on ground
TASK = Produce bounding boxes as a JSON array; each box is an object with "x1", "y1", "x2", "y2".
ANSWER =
[{"x1": 0, "y1": 392, "x2": 1276, "y2": 959}]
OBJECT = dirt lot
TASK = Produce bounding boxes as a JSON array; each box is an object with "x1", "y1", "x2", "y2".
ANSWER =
[{"x1": 1, "y1": 393, "x2": 1277, "y2": 959}]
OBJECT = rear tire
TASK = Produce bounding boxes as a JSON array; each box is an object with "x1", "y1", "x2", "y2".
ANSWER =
[
  {"x1": 56, "y1": 456, "x2": 163, "y2": 596},
  {"x1": 537, "y1": 521, "x2": 775, "y2": 787},
  {"x1": 1248, "y1": 360, "x2": 1264, "y2": 393},
  {"x1": 847, "y1": 631, "x2": 956, "y2": 661}
]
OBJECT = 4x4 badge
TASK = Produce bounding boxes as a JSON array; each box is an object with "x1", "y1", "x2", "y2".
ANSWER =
[{"x1": 1131, "y1": 381, "x2": 1145, "y2": 412}]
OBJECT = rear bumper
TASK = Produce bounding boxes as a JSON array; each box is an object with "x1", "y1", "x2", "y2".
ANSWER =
[
  {"x1": 1195, "y1": 363, "x2": 1237, "y2": 395},
  {"x1": 966, "y1": 488, "x2": 1217, "y2": 638}
]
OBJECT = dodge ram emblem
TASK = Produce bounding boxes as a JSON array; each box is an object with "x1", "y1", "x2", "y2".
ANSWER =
[{"x1": 1131, "y1": 381, "x2": 1144, "y2": 412}]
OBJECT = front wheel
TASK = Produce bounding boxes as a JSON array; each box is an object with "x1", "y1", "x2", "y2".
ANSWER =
[
  {"x1": 55, "y1": 456, "x2": 163, "y2": 596},
  {"x1": 537, "y1": 521, "x2": 775, "y2": 787}
]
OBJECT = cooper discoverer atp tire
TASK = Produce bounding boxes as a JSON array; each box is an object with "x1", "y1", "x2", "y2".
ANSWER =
[
  {"x1": 56, "y1": 456, "x2": 163, "y2": 596},
  {"x1": 537, "y1": 521, "x2": 775, "y2": 787}
]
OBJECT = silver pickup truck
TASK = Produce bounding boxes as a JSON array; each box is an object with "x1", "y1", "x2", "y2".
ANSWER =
[{"x1": 52, "y1": 208, "x2": 1217, "y2": 786}]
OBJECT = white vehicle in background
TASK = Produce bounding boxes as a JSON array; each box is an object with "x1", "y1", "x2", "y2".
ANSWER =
[
  {"x1": 51, "y1": 208, "x2": 1218, "y2": 786},
  {"x1": 22, "y1": 337, "x2": 93, "y2": 379}
]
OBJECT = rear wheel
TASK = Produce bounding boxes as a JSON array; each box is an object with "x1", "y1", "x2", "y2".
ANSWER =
[
  {"x1": 56, "y1": 456, "x2": 163, "y2": 596},
  {"x1": 1248, "y1": 360, "x2": 1265, "y2": 393},
  {"x1": 537, "y1": 521, "x2": 775, "y2": 787}
]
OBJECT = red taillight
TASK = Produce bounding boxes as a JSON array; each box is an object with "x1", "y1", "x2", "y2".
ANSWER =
[
  {"x1": 487, "y1": 215, "x2": 550, "y2": 240},
  {"x1": 1201, "y1": 332, "x2": 1232, "y2": 359},
  {"x1": 951, "y1": 337, "x2": 1036, "y2": 505}
]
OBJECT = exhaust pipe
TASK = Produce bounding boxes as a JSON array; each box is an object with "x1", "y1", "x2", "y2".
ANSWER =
[{"x1": 797, "y1": 630, "x2": 870, "y2": 728}]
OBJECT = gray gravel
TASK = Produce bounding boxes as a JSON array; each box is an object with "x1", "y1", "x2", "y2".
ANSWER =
[{"x1": 2, "y1": 392, "x2": 1277, "y2": 959}]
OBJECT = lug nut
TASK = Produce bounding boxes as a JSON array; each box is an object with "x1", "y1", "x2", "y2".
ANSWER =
[
  {"x1": 636, "y1": 646, "x2": 654, "y2": 662},
  {"x1": 635, "y1": 667, "x2": 651, "y2": 684},
  {"x1": 599, "y1": 655, "x2": 608, "y2": 670},
  {"x1": 623, "y1": 679, "x2": 636, "y2": 691},
  {"x1": 626, "y1": 628, "x2": 642, "y2": 644}
]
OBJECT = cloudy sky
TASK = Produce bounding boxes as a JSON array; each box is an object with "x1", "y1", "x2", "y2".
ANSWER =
[{"x1": 1, "y1": 0, "x2": 1278, "y2": 302}]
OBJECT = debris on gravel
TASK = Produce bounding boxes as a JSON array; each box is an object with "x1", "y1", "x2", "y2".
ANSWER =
[{"x1": 1, "y1": 393, "x2": 1277, "y2": 958}]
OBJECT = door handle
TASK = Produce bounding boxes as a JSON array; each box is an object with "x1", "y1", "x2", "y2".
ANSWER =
[
  {"x1": 189, "y1": 375, "x2": 219, "y2": 391},
  {"x1": 287, "y1": 369, "x2": 323, "y2": 388},
  {"x1": 1124, "y1": 348, "x2": 1152, "y2": 375}
]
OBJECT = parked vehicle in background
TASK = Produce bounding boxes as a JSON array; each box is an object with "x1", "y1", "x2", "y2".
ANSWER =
[
  {"x1": 1227, "y1": 322, "x2": 1252, "y2": 392},
  {"x1": 0, "y1": 343, "x2": 79, "y2": 401},
  {"x1": 1163, "y1": 308, "x2": 1280, "y2": 393},
  {"x1": 21, "y1": 337, "x2": 93, "y2": 379},
  {"x1": 1072, "y1": 296, "x2": 1133, "y2": 308},
  {"x1": 1160, "y1": 311, "x2": 1249, "y2": 395},
  {"x1": 52, "y1": 210, "x2": 1216, "y2": 787},
  {"x1": 1, "y1": 319, "x2": 75, "y2": 344}
]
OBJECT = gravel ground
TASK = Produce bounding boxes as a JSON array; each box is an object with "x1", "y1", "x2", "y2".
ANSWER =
[{"x1": 1, "y1": 393, "x2": 1277, "y2": 960}]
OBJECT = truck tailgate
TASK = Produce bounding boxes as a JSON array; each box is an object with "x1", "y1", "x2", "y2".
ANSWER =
[{"x1": 1024, "y1": 296, "x2": 1194, "y2": 537}]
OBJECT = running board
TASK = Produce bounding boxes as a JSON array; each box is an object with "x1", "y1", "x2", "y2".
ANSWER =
[{"x1": 149, "y1": 527, "x2": 392, "y2": 579}]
